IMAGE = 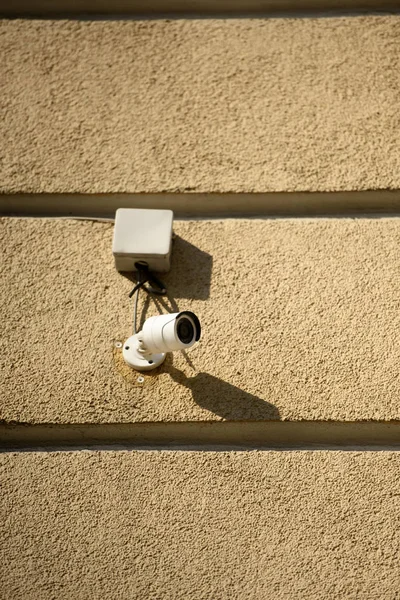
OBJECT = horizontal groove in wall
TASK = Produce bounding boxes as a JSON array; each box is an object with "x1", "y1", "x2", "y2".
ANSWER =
[
  {"x1": 2, "y1": 191, "x2": 400, "y2": 219},
  {"x1": 0, "y1": 0, "x2": 399, "y2": 16},
  {"x1": 2, "y1": 421, "x2": 400, "y2": 451}
]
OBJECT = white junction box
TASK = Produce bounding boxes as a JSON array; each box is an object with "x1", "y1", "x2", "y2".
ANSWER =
[{"x1": 112, "y1": 208, "x2": 173, "y2": 273}]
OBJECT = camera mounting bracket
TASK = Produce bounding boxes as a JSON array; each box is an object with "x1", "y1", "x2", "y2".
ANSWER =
[{"x1": 122, "y1": 334, "x2": 166, "y2": 371}]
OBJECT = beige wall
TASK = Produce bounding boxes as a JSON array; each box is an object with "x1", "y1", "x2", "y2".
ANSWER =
[
  {"x1": 2, "y1": 451, "x2": 400, "y2": 600},
  {"x1": 1, "y1": 17, "x2": 400, "y2": 198},
  {"x1": 3, "y1": 217, "x2": 400, "y2": 426},
  {"x1": 3, "y1": 215, "x2": 400, "y2": 596},
  {"x1": 2, "y1": 13, "x2": 400, "y2": 600}
]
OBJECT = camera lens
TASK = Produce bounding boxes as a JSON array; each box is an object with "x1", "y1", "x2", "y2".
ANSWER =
[{"x1": 177, "y1": 317, "x2": 195, "y2": 344}]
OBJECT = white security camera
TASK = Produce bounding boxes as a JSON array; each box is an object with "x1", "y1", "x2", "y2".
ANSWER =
[{"x1": 123, "y1": 311, "x2": 201, "y2": 371}]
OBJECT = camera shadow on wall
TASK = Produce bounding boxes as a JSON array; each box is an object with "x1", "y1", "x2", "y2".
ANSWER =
[{"x1": 166, "y1": 363, "x2": 280, "y2": 421}]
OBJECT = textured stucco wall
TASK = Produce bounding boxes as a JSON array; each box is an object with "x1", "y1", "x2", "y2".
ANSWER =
[
  {"x1": 1, "y1": 17, "x2": 400, "y2": 196},
  {"x1": 2, "y1": 216, "x2": 400, "y2": 424},
  {"x1": 2, "y1": 13, "x2": 400, "y2": 598},
  {"x1": 2, "y1": 450, "x2": 400, "y2": 600}
]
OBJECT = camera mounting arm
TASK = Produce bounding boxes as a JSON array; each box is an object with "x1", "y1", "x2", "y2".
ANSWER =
[{"x1": 123, "y1": 332, "x2": 166, "y2": 371}]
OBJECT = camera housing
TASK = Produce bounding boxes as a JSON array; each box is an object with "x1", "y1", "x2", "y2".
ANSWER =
[{"x1": 123, "y1": 311, "x2": 201, "y2": 371}]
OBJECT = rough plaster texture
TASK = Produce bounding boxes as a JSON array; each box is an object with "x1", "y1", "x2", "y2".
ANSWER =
[
  {"x1": 2, "y1": 217, "x2": 400, "y2": 424},
  {"x1": 1, "y1": 17, "x2": 400, "y2": 196},
  {"x1": 1, "y1": 450, "x2": 400, "y2": 600}
]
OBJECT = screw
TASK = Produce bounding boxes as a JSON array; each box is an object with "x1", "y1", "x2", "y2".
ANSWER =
[
  {"x1": 114, "y1": 341, "x2": 122, "y2": 349},
  {"x1": 137, "y1": 376, "x2": 145, "y2": 383}
]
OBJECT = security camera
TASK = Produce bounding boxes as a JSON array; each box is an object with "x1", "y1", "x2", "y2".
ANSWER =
[{"x1": 123, "y1": 311, "x2": 201, "y2": 371}]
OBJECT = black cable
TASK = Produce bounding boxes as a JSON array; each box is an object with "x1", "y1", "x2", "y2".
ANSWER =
[
  {"x1": 128, "y1": 262, "x2": 167, "y2": 298},
  {"x1": 132, "y1": 286, "x2": 140, "y2": 335},
  {"x1": 129, "y1": 262, "x2": 168, "y2": 334}
]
